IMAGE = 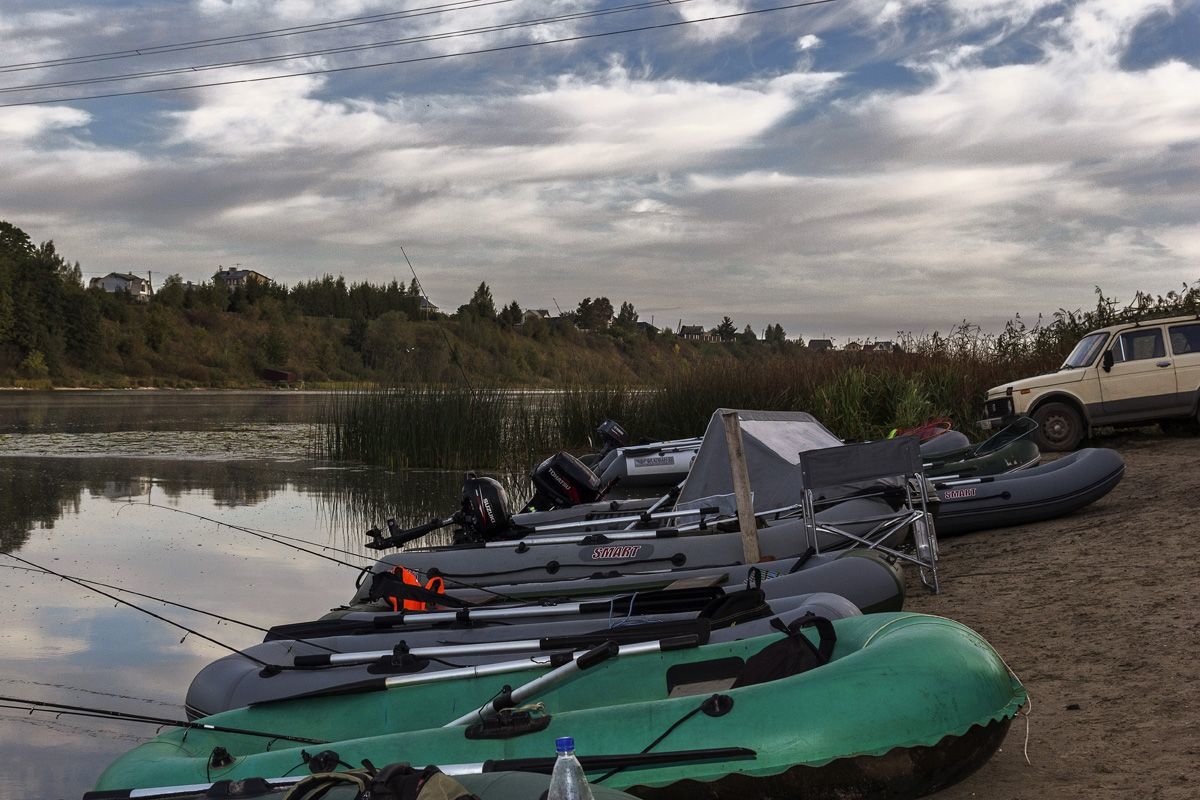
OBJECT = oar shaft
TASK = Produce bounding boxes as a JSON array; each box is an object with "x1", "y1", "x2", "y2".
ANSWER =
[{"x1": 442, "y1": 636, "x2": 697, "y2": 728}]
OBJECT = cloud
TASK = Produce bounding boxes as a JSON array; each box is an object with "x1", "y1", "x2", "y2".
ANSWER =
[
  {"x1": 2, "y1": 0, "x2": 1198, "y2": 340},
  {"x1": 0, "y1": 106, "x2": 90, "y2": 141}
]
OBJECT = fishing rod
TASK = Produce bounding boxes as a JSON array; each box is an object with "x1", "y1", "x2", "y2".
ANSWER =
[{"x1": 0, "y1": 696, "x2": 327, "y2": 744}]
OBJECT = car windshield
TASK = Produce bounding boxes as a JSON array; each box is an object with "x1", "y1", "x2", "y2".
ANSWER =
[{"x1": 1061, "y1": 332, "x2": 1109, "y2": 369}]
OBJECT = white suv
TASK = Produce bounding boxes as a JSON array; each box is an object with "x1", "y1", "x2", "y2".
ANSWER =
[{"x1": 980, "y1": 314, "x2": 1200, "y2": 450}]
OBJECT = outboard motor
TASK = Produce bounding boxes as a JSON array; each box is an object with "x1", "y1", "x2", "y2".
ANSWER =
[
  {"x1": 458, "y1": 475, "x2": 514, "y2": 541},
  {"x1": 594, "y1": 419, "x2": 629, "y2": 454},
  {"x1": 523, "y1": 451, "x2": 606, "y2": 513}
]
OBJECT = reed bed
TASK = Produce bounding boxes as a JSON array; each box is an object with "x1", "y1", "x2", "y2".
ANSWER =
[{"x1": 315, "y1": 284, "x2": 1200, "y2": 470}]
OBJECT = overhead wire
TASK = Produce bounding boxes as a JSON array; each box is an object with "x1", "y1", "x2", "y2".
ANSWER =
[
  {"x1": 0, "y1": 0, "x2": 687, "y2": 95},
  {"x1": 0, "y1": 0, "x2": 840, "y2": 109},
  {"x1": 0, "y1": 0, "x2": 520, "y2": 73}
]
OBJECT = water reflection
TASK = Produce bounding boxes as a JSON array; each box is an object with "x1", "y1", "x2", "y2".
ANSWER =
[
  {"x1": 0, "y1": 456, "x2": 530, "y2": 556},
  {"x1": 0, "y1": 391, "x2": 566, "y2": 797},
  {"x1": 0, "y1": 390, "x2": 331, "y2": 434}
]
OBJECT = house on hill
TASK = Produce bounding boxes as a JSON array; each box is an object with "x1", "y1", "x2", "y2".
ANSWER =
[
  {"x1": 844, "y1": 341, "x2": 862, "y2": 352},
  {"x1": 808, "y1": 338, "x2": 835, "y2": 352},
  {"x1": 522, "y1": 309, "x2": 552, "y2": 324},
  {"x1": 679, "y1": 324, "x2": 715, "y2": 342},
  {"x1": 418, "y1": 296, "x2": 439, "y2": 317},
  {"x1": 89, "y1": 272, "x2": 153, "y2": 301},
  {"x1": 213, "y1": 266, "x2": 271, "y2": 288},
  {"x1": 864, "y1": 340, "x2": 899, "y2": 354}
]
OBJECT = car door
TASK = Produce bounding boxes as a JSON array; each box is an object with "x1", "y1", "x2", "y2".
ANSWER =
[
  {"x1": 1167, "y1": 321, "x2": 1200, "y2": 412},
  {"x1": 1100, "y1": 326, "x2": 1178, "y2": 419}
]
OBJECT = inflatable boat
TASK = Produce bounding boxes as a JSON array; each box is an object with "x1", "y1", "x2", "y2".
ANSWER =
[
  {"x1": 922, "y1": 416, "x2": 1041, "y2": 480},
  {"x1": 933, "y1": 447, "x2": 1125, "y2": 536},
  {"x1": 94, "y1": 613, "x2": 1026, "y2": 800},
  {"x1": 184, "y1": 588, "x2": 864, "y2": 718},
  {"x1": 360, "y1": 497, "x2": 910, "y2": 592}
]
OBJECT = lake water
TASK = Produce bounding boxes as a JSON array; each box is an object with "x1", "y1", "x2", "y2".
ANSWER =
[{"x1": 0, "y1": 391, "x2": 475, "y2": 800}]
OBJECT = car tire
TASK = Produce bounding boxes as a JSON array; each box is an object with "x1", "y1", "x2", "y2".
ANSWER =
[{"x1": 1031, "y1": 402, "x2": 1085, "y2": 451}]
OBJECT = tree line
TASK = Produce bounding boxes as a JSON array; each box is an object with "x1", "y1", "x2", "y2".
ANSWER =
[{"x1": 0, "y1": 221, "x2": 798, "y2": 386}]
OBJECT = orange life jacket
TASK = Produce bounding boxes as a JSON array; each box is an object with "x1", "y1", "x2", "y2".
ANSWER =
[{"x1": 385, "y1": 566, "x2": 446, "y2": 612}]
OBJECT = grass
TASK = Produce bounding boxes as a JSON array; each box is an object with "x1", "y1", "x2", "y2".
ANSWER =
[{"x1": 315, "y1": 284, "x2": 1200, "y2": 470}]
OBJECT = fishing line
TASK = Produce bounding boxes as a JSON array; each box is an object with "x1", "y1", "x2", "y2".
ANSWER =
[
  {"x1": 0, "y1": 562, "x2": 273, "y2": 634},
  {"x1": 400, "y1": 245, "x2": 474, "y2": 394},
  {"x1": 1, "y1": 551, "x2": 276, "y2": 667},
  {"x1": 126, "y1": 501, "x2": 547, "y2": 607},
  {"x1": 0, "y1": 696, "x2": 328, "y2": 744},
  {"x1": 126, "y1": 501, "x2": 371, "y2": 568}
]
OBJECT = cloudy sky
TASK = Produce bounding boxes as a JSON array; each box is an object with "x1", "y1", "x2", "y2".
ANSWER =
[{"x1": 2, "y1": 0, "x2": 1198, "y2": 341}]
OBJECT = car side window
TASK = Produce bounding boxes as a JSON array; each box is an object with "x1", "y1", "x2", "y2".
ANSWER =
[
  {"x1": 1110, "y1": 328, "x2": 1165, "y2": 364},
  {"x1": 1168, "y1": 323, "x2": 1200, "y2": 355}
]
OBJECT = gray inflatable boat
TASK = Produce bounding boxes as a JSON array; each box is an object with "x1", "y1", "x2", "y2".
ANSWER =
[
  {"x1": 185, "y1": 585, "x2": 863, "y2": 718},
  {"x1": 933, "y1": 447, "x2": 1125, "y2": 536},
  {"x1": 362, "y1": 497, "x2": 909, "y2": 592}
]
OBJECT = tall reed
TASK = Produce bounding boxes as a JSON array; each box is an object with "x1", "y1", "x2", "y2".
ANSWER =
[{"x1": 315, "y1": 283, "x2": 1200, "y2": 469}]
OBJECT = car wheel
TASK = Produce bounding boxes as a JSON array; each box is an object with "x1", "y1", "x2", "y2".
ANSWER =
[{"x1": 1032, "y1": 402, "x2": 1084, "y2": 451}]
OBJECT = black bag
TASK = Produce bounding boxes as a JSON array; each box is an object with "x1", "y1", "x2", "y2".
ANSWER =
[{"x1": 731, "y1": 613, "x2": 836, "y2": 689}]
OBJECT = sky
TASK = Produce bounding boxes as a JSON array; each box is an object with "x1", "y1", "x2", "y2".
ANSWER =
[{"x1": 2, "y1": 0, "x2": 1199, "y2": 342}]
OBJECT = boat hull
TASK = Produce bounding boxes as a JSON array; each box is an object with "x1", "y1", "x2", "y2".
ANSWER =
[
  {"x1": 934, "y1": 447, "x2": 1125, "y2": 536},
  {"x1": 95, "y1": 614, "x2": 1027, "y2": 800}
]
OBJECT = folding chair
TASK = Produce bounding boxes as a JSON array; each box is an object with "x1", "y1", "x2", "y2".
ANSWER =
[{"x1": 798, "y1": 437, "x2": 940, "y2": 593}]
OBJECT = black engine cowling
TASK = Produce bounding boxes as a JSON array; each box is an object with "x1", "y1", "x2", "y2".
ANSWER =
[
  {"x1": 594, "y1": 419, "x2": 629, "y2": 452},
  {"x1": 524, "y1": 451, "x2": 605, "y2": 512},
  {"x1": 459, "y1": 475, "x2": 513, "y2": 540}
]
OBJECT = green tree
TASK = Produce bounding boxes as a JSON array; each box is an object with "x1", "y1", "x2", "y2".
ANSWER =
[
  {"x1": 459, "y1": 281, "x2": 496, "y2": 319},
  {"x1": 615, "y1": 301, "x2": 638, "y2": 329},
  {"x1": 155, "y1": 274, "x2": 187, "y2": 308},
  {"x1": 739, "y1": 324, "x2": 758, "y2": 344},
  {"x1": 262, "y1": 324, "x2": 291, "y2": 366},
  {"x1": 576, "y1": 296, "x2": 614, "y2": 329},
  {"x1": 716, "y1": 316, "x2": 737, "y2": 342},
  {"x1": 498, "y1": 300, "x2": 523, "y2": 328}
]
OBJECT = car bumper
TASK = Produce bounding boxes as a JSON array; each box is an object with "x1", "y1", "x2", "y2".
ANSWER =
[{"x1": 978, "y1": 396, "x2": 1017, "y2": 430}]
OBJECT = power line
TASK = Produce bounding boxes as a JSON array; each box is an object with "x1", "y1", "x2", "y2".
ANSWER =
[
  {"x1": 0, "y1": 0, "x2": 519, "y2": 74},
  {"x1": 0, "y1": 0, "x2": 687, "y2": 96},
  {"x1": 0, "y1": 0, "x2": 839, "y2": 109}
]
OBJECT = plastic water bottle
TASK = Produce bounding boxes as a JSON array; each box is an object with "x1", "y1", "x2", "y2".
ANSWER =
[{"x1": 547, "y1": 736, "x2": 595, "y2": 800}]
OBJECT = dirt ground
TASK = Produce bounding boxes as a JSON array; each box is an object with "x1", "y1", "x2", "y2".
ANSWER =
[{"x1": 903, "y1": 433, "x2": 1199, "y2": 800}]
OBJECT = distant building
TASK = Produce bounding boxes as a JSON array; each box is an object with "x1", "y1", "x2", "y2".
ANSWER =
[
  {"x1": 213, "y1": 266, "x2": 271, "y2": 289},
  {"x1": 522, "y1": 309, "x2": 552, "y2": 324},
  {"x1": 89, "y1": 272, "x2": 153, "y2": 302},
  {"x1": 678, "y1": 324, "x2": 715, "y2": 342},
  {"x1": 417, "y1": 296, "x2": 439, "y2": 317},
  {"x1": 636, "y1": 321, "x2": 658, "y2": 335},
  {"x1": 808, "y1": 338, "x2": 835, "y2": 352},
  {"x1": 844, "y1": 341, "x2": 862, "y2": 352},
  {"x1": 865, "y1": 340, "x2": 899, "y2": 354}
]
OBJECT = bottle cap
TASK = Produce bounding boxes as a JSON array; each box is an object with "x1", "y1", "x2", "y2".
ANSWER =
[{"x1": 555, "y1": 736, "x2": 574, "y2": 752}]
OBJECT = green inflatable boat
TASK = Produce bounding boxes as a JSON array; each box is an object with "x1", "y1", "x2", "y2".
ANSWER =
[{"x1": 93, "y1": 613, "x2": 1026, "y2": 800}]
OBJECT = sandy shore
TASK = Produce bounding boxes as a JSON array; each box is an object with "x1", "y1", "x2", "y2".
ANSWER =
[{"x1": 905, "y1": 434, "x2": 1199, "y2": 799}]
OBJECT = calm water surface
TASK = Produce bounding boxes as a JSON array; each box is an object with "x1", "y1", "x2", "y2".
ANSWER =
[{"x1": 0, "y1": 391, "x2": 483, "y2": 800}]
